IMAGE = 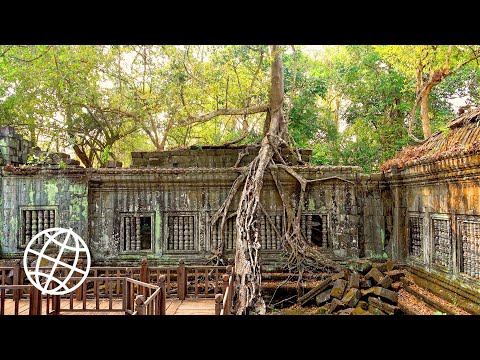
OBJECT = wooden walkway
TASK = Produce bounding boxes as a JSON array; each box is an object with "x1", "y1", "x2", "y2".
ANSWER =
[{"x1": 1, "y1": 298, "x2": 215, "y2": 315}]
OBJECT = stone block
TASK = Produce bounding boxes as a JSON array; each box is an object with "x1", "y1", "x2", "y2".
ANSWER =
[
  {"x1": 328, "y1": 298, "x2": 346, "y2": 314},
  {"x1": 368, "y1": 297, "x2": 400, "y2": 315},
  {"x1": 341, "y1": 288, "x2": 361, "y2": 308},
  {"x1": 384, "y1": 270, "x2": 405, "y2": 282},
  {"x1": 338, "y1": 308, "x2": 355, "y2": 315},
  {"x1": 315, "y1": 290, "x2": 331, "y2": 306},
  {"x1": 352, "y1": 307, "x2": 371, "y2": 315},
  {"x1": 368, "y1": 305, "x2": 386, "y2": 315},
  {"x1": 332, "y1": 270, "x2": 349, "y2": 280},
  {"x1": 348, "y1": 272, "x2": 360, "y2": 289},
  {"x1": 356, "y1": 300, "x2": 368, "y2": 311},
  {"x1": 365, "y1": 267, "x2": 384, "y2": 284},
  {"x1": 331, "y1": 279, "x2": 348, "y2": 299},
  {"x1": 378, "y1": 275, "x2": 393, "y2": 289},
  {"x1": 362, "y1": 287, "x2": 398, "y2": 304}
]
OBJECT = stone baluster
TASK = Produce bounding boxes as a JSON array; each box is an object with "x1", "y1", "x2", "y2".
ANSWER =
[
  {"x1": 463, "y1": 228, "x2": 470, "y2": 275},
  {"x1": 179, "y1": 217, "x2": 184, "y2": 250},
  {"x1": 173, "y1": 217, "x2": 178, "y2": 250},
  {"x1": 31, "y1": 210, "x2": 37, "y2": 244},
  {"x1": 266, "y1": 215, "x2": 271, "y2": 250},
  {"x1": 25, "y1": 210, "x2": 31, "y2": 245},
  {"x1": 306, "y1": 215, "x2": 312, "y2": 243},
  {"x1": 260, "y1": 216, "x2": 266, "y2": 250},
  {"x1": 275, "y1": 215, "x2": 282, "y2": 249},
  {"x1": 136, "y1": 217, "x2": 141, "y2": 250},
  {"x1": 49, "y1": 210, "x2": 55, "y2": 228},
  {"x1": 188, "y1": 216, "x2": 195, "y2": 250},
  {"x1": 125, "y1": 217, "x2": 131, "y2": 251},
  {"x1": 37, "y1": 210, "x2": 43, "y2": 245},
  {"x1": 322, "y1": 215, "x2": 328, "y2": 248}
]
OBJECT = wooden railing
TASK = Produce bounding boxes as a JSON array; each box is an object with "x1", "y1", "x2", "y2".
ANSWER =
[
  {"x1": 0, "y1": 284, "x2": 43, "y2": 315},
  {"x1": 1, "y1": 258, "x2": 234, "y2": 315},
  {"x1": 131, "y1": 276, "x2": 166, "y2": 315},
  {"x1": 215, "y1": 266, "x2": 235, "y2": 315},
  {"x1": 44, "y1": 275, "x2": 167, "y2": 315}
]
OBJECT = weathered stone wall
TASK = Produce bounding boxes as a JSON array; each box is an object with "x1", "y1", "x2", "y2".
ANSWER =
[
  {"x1": 0, "y1": 168, "x2": 89, "y2": 255},
  {"x1": 87, "y1": 166, "x2": 384, "y2": 266},
  {"x1": 0, "y1": 126, "x2": 33, "y2": 165},
  {"x1": 0, "y1": 127, "x2": 388, "y2": 266},
  {"x1": 0, "y1": 162, "x2": 388, "y2": 266},
  {"x1": 386, "y1": 153, "x2": 480, "y2": 294}
]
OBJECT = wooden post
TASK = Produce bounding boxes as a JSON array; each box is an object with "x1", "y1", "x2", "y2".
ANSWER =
[
  {"x1": 158, "y1": 275, "x2": 166, "y2": 315},
  {"x1": 51, "y1": 294, "x2": 61, "y2": 315},
  {"x1": 140, "y1": 258, "x2": 149, "y2": 283},
  {"x1": 178, "y1": 259, "x2": 186, "y2": 300},
  {"x1": 75, "y1": 259, "x2": 84, "y2": 301},
  {"x1": 140, "y1": 258, "x2": 149, "y2": 298},
  {"x1": 135, "y1": 295, "x2": 145, "y2": 315},
  {"x1": 222, "y1": 274, "x2": 229, "y2": 297},
  {"x1": 29, "y1": 286, "x2": 42, "y2": 315},
  {"x1": 13, "y1": 261, "x2": 23, "y2": 314},
  {"x1": 215, "y1": 293, "x2": 223, "y2": 315},
  {"x1": 13, "y1": 261, "x2": 23, "y2": 301}
]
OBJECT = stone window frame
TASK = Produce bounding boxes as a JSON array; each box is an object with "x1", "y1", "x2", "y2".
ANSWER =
[
  {"x1": 429, "y1": 213, "x2": 452, "y2": 273},
  {"x1": 301, "y1": 212, "x2": 330, "y2": 250},
  {"x1": 207, "y1": 211, "x2": 237, "y2": 254},
  {"x1": 163, "y1": 211, "x2": 198, "y2": 254},
  {"x1": 456, "y1": 214, "x2": 480, "y2": 281},
  {"x1": 18, "y1": 205, "x2": 59, "y2": 249},
  {"x1": 407, "y1": 212, "x2": 424, "y2": 263},
  {"x1": 119, "y1": 212, "x2": 155, "y2": 254}
]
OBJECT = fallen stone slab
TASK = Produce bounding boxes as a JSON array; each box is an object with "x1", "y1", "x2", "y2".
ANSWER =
[
  {"x1": 328, "y1": 298, "x2": 346, "y2": 314},
  {"x1": 352, "y1": 307, "x2": 372, "y2": 315},
  {"x1": 360, "y1": 278, "x2": 373, "y2": 289},
  {"x1": 365, "y1": 268, "x2": 384, "y2": 284},
  {"x1": 384, "y1": 270, "x2": 405, "y2": 282},
  {"x1": 315, "y1": 290, "x2": 331, "y2": 306},
  {"x1": 348, "y1": 273, "x2": 360, "y2": 289},
  {"x1": 341, "y1": 288, "x2": 361, "y2": 308},
  {"x1": 368, "y1": 297, "x2": 400, "y2": 315},
  {"x1": 368, "y1": 305, "x2": 386, "y2": 315},
  {"x1": 331, "y1": 279, "x2": 348, "y2": 299},
  {"x1": 378, "y1": 275, "x2": 393, "y2": 289},
  {"x1": 298, "y1": 277, "x2": 333, "y2": 306}
]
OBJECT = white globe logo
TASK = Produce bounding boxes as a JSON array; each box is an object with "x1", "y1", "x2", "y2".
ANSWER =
[{"x1": 23, "y1": 227, "x2": 91, "y2": 295}]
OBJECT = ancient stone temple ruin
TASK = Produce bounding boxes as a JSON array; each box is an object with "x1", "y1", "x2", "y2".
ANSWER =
[{"x1": 1, "y1": 108, "x2": 480, "y2": 310}]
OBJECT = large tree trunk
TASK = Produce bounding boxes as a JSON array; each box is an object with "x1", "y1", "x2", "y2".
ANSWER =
[
  {"x1": 233, "y1": 45, "x2": 286, "y2": 315},
  {"x1": 228, "y1": 45, "x2": 341, "y2": 315},
  {"x1": 419, "y1": 85, "x2": 433, "y2": 139}
]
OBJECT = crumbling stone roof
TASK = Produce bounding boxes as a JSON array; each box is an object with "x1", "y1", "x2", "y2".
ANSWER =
[{"x1": 381, "y1": 107, "x2": 480, "y2": 171}]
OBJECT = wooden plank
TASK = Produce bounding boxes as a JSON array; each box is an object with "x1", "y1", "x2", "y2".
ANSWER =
[{"x1": 215, "y1": 269, "x2": 219, "y2": 295}]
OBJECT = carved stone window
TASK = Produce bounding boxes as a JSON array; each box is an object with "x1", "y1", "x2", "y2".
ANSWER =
[
  {"x1": 211, "y1": 215, "x2": 236, "y2": 251},
  {"x1": 431, "y1": 216, "x2": 451, "y2": 269},
  {"x1": 20, "y1": 206, "x2": 57, "y2": 247},
  {"x1": 409, "y1": 214, "x2": 423, "y2": 258},
  {"x1": 302, "y1": 214, "x2": 329, "y2": 248},
  {"x1": 458, "y1": 217, "x2": 480, "y2": 279},
  {"x1": 166, "y1": 214, "x2": 195, "y2": 251},
  {"x1": 121, "y1": 214, "x2": 153, "y2": 251}
]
